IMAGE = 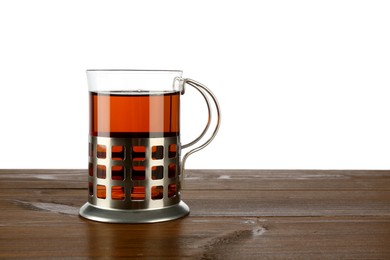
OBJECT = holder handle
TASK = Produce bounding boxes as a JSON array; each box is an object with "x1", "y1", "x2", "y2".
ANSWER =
[{"x1": 180, "y1": 78, "x2": 221, "y2": 177}]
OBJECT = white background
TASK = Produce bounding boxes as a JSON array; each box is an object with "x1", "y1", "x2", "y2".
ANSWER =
[{"x1": 0, "y1": 0, "x2": 389, "y2": 169}]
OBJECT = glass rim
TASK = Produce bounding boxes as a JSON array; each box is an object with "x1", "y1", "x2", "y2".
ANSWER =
[{"x1": 86, "y1": 69, "x2": 183, "y2": 73}]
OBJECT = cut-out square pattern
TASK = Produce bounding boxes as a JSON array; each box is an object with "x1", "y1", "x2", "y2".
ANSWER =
[
  {"x1": 97, "y1": 165, "x2": 106, "y2": 179},
  {"x1": 97, "y1": 145, "x2": 106, "y2": 159},
  {"x1": 88, "y1": 163, "x2": 93, "y2": 177},
  {"x1": 151, "y1": 186, "x2": 163, "y2": 200},
  {"x1": 152, "y1": 145, "x2": 164, "y2": 160},
  {"x1": 168, "y1": 144, "x2": 177, "y2": 158},
  {"x1": 112, "y1": 186, "x2": 125, "y2": 200},
  {"x1": 88, "y1": 182, "x2": 93, "y2": 196},
  {"x1": 112, "y1": 166, "x2": 125, "y2": 180},
  {"x1": 112, "y1": 145, "x2": 125, "y2": 160},
  {"x1": 131, "y1": 186, "x2": 145, "y2": 201},
  {"x1": 152, "y1": 166, "x2": 163, "y2": 180},
  {"x1": 168, "y1": 163, "x2": 176, "y2": 178},
  {"x1": 132, "y1": 146, "x2": 145, "y2": 161},
  {"x1": 132, "y1": 166, "x2": 145, "y2": 180},
  {"x1": 168, "y1": 184, "x2": 177, "y2": 198},
  {"x1": 97, "y1": 185, "x2": 106, "y2": 199}
]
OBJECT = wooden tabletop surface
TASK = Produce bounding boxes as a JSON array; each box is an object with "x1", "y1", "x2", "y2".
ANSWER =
[{"x1": 0, "y1": 169, "x2": 389, "y2": 259}]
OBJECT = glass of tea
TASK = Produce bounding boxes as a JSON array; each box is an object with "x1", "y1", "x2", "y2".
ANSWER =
[{"x1": 79, "y1": 70, "x2": 221, "y2": 223}]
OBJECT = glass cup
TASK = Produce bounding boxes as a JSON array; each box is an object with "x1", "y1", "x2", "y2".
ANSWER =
[{"x1": 79, "y1": 70, "x2": 220, "y2": 223}]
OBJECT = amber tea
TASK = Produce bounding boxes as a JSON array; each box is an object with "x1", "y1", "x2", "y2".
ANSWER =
[
  {"x1": 90, "y1": 90, "x2": 180, "y2": 200},
  {"x1": 90, "y1": 91, "x2": 180, "y2": 137}
]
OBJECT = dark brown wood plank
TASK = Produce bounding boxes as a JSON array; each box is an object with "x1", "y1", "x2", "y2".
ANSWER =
[
  {"x1": 186, "y1": 169, "x2": 390, "y2": 191},
  {"x1": 1, "y1": 213, "x2": 390, "y2": 259},
  {"x1": 1, "y1": 169, "x2": 390, "y2": 191},
  {"x1": 1, "y1": 190, "x2": 390, "y2": 259},
  {"x1": 1, "y1": 188, "x2": 389, "y2": 218},
  {"x1": 1, "y1": 169, "x2": 389, "y2": 259},
  {"x1": 0, "y1": 169, "x2": 86, "y2": 189}
]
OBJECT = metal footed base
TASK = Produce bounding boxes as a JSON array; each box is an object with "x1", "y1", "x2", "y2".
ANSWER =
[{"x1": 79, "y1": 201, "x2": 190, "y2": 223}]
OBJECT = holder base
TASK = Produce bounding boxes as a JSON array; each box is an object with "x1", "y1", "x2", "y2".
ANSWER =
[{"x1": 79, "y1": 201, "x2": 190, "y2": 223}]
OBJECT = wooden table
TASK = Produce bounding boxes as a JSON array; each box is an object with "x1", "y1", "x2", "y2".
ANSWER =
[{"x1": 1, "y1": 169, "x2": 389, "y2": 259}]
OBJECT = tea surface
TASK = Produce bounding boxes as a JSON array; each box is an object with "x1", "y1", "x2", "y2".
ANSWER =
[{"x1": 90, "y1": 91, "x2": 180, "y2": 137}]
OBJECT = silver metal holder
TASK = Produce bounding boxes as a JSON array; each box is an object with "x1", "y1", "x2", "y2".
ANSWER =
[
  {"x1": 80, "y1": 135, "x2": 189, "y2": 223},
  {"x1": 80, "y1": 77, "x2": 221, "y2": 223},
  {"x1": 80, "y1": 201, "x2": 189, "y2": 224},
  {"x1": 180, "y1": 79, "x2": 221, "y2": 177}
]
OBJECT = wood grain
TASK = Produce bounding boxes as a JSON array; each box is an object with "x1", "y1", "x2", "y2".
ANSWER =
[{"x1": 1, "y1": 169, "x2": 389, "y2": 259}]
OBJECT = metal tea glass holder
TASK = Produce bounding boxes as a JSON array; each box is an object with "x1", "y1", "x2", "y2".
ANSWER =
[{"x1": 80, "y1": 76, "x2": 220, "y2": 223}]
